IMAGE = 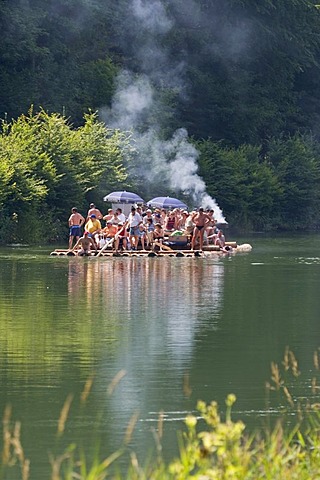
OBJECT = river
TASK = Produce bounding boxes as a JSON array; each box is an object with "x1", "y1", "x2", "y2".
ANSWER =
[{"x1": 1, "y1": 234, "x2": 320, "y2": 477}]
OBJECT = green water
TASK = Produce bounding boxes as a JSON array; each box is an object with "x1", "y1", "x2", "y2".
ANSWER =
[{"x1": 1, "y1": 235, "x2": 320, "y2": 477}]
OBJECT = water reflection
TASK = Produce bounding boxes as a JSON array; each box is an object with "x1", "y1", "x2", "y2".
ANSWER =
[
  {"x1": 68, "y1": 257, "x2": 224, "y2": 358},
  {"x1": 66, "y1": 257, "x2": 225, "y2": 436}
]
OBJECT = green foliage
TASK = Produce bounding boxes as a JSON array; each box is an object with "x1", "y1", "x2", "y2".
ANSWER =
[
  {"x1": 0, "y1": 109, "x2": 129, "y2": 244},
  {"x1": 266, "y1": 134, "x2": 320, "y2": 229},
  {"x1": 196, "y1": 133, "x2": 320, "y2": 231},
  {"x1": 197, "y1": 139, "x2": 282, "y2": 230},
  {"x1": 4, "y1": 382, "x2": 320, "y2": 479}
]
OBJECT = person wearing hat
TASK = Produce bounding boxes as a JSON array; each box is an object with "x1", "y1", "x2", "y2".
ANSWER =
[
  {"x1": 86, "y1": 203, "x2": 103, "y2": 222},
  {"x1": 143, "y1": 209, "x2": 153, "y2": 226},
  {"x1": 84, "y1": 214, "x2": 101, "y2": 249}
]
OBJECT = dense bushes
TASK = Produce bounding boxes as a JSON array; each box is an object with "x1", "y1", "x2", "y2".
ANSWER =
[
  {"x1": 0, "y1": 109, "x2": 130, "y2": 243},
  {"x1": 197, "y1": 134, "x2": 320, "y2": 231}
]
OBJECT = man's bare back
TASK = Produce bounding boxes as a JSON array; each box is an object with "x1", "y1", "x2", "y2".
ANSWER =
[{"x1": 69, "y1": 211, "x2": 85, "y2": 226}]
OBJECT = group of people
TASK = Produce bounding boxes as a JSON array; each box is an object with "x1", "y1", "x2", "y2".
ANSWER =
[{"x1": 68, "y1": 202, "x2": 226, "y2": 255}]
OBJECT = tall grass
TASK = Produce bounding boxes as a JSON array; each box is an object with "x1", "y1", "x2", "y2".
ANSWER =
[{"x1": 2, "y1": 349, "x2": 320, "y2": 479}]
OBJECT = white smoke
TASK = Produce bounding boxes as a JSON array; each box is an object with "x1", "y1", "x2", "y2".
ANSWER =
[{"x1": 101, "y1": 0, "x2": 226, "y2": 223}]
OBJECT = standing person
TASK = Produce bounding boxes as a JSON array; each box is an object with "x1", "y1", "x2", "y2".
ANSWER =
[
  {"x1": 87, "y1": 203, "x2": 103, "y2": 221},
  {"x1": 127, "y1": 206, "x2": 142, "y2": 250},
  {"x1": 103, "y1": 209, "x2": 114, "y2": 223},
  {"x1": 116, "y1": 208, "x2": 126, "y2": 224},
  {"x1": 191, "y1": 208, "x2": 210, "y2": 251},
  {"x1": 68, "y1": 207, "x2": 85, "y2": 249}
]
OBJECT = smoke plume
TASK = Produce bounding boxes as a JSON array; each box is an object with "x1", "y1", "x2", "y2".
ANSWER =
[{"x1": 102, "y1": 0, "x2": 227, "y2": 222}]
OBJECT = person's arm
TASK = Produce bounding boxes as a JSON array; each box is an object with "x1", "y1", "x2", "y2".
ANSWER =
[
  {"x1": 72, "y1": 238, "x2": 81, "y2": 251},
  {"x1": 90, "y1": 237, "x2": 97, "y2": 251},
  {"x1": 79, "y1": 214, "x2": 85, "y2": 226}
]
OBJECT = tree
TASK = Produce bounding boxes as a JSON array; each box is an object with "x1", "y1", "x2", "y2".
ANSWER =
[{"x1": 0, "y1": 109, "x2": 130, "y2": 243}]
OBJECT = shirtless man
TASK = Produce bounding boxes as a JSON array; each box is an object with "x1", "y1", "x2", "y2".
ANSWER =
[
  {"x1": 68, "y1": 207, "x2": 85, "y2": 249},
  {"x1": 72, "y1": 231, "x2": 97, "y2": 256},
  {"x1": 191, "y1": 207, "x2": 210, "y2": 251},
  {"x1": 103, "y1": 209, "x2": 114, "y2": 223},
  {"x1": 86, "y1": 203, "x2": 103, "y2": 221}
]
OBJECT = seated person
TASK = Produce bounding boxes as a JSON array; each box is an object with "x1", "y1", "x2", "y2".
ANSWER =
[
  {"x1": 146, "y1": 217, "x2": 155, "y2": 245},
  {"x1": 98, "y1": 234, "x2": 106, "y2": 249},
  {"x1": 114, "y1": 223, "x2": 128, "y2": 251},
  {"x1": 137, "y1": 222, "x2": 147, "y2": 250},
  {"x1": 184, "y1": 211, "x2": 196, "y2": 236},
  {"x1": 153, "y1": 223, "x2": 164, "y2": 249},
  {"x1": 85, "y1": 214, "x2": 101, "y2": 248},
  {"x1": 143, "y1": 209, "x2": 154, "y2": 225},
  {"x1": 164, "y1": 211, "x2": 177, "y2": 234},
  {"x1": 215, "y1": 230, "x2": 226, "y2": 248},
  {"x1": 72, "y1": 231, "x2": 97, "y2": 256},
  {"x1": 177, "y1": 210, "x2": 188, "y2": 231},
  {"x1": 102, "y1": 221, "x2": 118, "y2": 242}
]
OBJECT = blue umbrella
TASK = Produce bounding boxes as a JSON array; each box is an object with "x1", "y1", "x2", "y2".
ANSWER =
[
  {"x1": 147, "y1": 196, "x2": 188, "y2": 210},
  {"x1": 103, "y1": 191, "x2": 145, "y2": 204}
]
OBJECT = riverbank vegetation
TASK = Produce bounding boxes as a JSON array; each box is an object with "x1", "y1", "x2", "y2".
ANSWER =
[
  {"x1": 2, "y1": 1, "x2": 320, "y2": 242},
  {"x1": 2, "y1": 349, "x2": 320, "y2": 479},
  {"x1": 0, "y1": 109, "x2": 132, "y2": 243}
]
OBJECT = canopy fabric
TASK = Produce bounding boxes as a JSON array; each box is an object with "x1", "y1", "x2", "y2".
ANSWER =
[
  {"x1": 103, "y1": 191, "x2": 145, "y2": 204},
  {"x1": 147, "y1": 196, "x2": 188, "y2": 210}
]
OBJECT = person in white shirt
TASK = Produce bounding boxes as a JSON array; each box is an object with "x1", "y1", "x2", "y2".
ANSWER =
[
  {"x1": 127, "y1": 206, "x2": 142, "y2": 250},
  {"x1": 116, "y1": 208, "x2": 126, "y2": 224}
]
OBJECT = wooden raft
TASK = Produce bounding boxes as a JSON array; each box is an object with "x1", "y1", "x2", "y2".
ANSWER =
[{"x1": 50, "y1": 242, "x2": 238, "y2": 257}]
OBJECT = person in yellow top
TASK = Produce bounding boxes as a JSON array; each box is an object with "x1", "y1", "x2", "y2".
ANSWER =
[{"x1": 84, "y1": 214, "x2": 101, "y2": 248}]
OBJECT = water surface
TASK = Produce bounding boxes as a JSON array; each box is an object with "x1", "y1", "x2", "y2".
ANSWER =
[{"x1": 1, "y1": 235, "x2": 320, "y2": 476}]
